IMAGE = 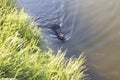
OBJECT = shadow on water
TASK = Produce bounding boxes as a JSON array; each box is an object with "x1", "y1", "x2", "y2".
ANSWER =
[{"x1": 17, "y1": 0, "x2": 120, "y2": 80}]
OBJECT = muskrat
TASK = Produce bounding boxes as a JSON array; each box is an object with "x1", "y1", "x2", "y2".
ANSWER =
[{"x1": 51, "y1": 24, "x2": 65, "y2": 41}]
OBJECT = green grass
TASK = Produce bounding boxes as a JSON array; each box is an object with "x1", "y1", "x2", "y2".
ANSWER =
[{"x1": 0, "y1": 0, "x2": 87, "y2": 80}]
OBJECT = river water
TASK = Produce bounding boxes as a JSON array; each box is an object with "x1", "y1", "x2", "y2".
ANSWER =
[{"x1": 17, "y1": 0, "x2": 120, "y2": 80}]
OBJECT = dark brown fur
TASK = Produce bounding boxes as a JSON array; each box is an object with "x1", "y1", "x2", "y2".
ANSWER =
[{"x1": 52, "y1": 24, "x2": 65, "y2": 41}]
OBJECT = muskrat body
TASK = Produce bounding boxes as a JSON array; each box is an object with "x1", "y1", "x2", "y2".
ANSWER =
[{"x1": 51, "y1": 24, "x2": 65, "y2": 41}]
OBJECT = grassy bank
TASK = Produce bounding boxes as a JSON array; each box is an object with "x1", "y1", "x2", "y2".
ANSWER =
[{"x1": 0, "y1": 0, "x2": 86, "y2": 80}]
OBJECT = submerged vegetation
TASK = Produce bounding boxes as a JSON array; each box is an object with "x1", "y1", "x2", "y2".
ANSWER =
[{"x1": 0, "y1": 0, "x2": 86, "y2": 80}]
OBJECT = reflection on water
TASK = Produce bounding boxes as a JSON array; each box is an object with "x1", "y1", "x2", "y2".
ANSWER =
[{"x1": 17, "y1": 0, "x2": 120, "y2": 80}]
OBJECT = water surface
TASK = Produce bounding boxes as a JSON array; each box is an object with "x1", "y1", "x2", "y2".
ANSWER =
[{"x1": 17, "y1": 0, "x2": 120, "y2": 80}]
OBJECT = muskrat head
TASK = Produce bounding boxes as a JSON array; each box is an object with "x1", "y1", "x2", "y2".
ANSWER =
[{"x1": 57, "y1": 33, "x2": 65, "y2": 41}]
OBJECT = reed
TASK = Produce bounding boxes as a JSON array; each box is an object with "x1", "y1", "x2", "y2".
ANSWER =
[{"x1": 0, "y1": 0, "x2": 87, "y2": 80}]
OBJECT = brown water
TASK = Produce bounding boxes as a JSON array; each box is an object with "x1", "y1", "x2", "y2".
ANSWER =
[{"x1": 17, "y1": 0, "x2": 120, "y2": 80}]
